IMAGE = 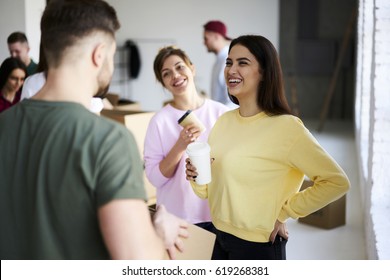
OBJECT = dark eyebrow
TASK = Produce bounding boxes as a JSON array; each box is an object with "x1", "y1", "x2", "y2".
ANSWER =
[
  {"x1": 226, "y1": 57, "x2": 251, "y2": 62},
  {"x1": 162, "y1": 61, "x2": 183, "y2": 73},
  {"x1": 236, "y1": 57, "x2": 251, "y2": 62}
]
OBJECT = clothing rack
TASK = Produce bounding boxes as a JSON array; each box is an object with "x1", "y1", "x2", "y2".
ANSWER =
[{"x1": 110, "y1": 38, "x2": 176, "y2": 100}]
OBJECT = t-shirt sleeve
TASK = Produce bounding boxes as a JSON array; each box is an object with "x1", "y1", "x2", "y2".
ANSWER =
[{"x1": 95, "y1": 125, "x2": 146, "y2": 207}]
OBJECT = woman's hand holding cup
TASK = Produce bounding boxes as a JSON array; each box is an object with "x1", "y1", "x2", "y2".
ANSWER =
[
  {"x1": 179, "y1": 124, "x2": 201, "y2": 145},
  {"x1": 185, "y1": 143, "x2": 213, "y2": 185},
  {"x1": 185, "y1": 158, "x2": 198, "y2": 182}
]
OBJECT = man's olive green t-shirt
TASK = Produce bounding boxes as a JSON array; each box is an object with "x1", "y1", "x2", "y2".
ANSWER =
[{"x1": 0, "y1": 99, "x2": 146, "y2": 259}]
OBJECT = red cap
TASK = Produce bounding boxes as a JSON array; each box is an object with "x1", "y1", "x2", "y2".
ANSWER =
[{"x1": 204, "y1": 20, "x2": 231, "y2": 40}]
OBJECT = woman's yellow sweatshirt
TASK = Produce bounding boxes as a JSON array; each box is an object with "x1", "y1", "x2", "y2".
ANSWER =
[{"x1": 190, "y1": 110, "x2": 350, "y2": 242}]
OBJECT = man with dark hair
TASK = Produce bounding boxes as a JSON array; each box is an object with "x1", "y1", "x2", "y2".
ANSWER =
[
  {"x1": 7, "y1": 31, "x2": 38, "y2": 76},
  {"x1": 0, "y1": 0, "x2": 188, "y2": 260}
]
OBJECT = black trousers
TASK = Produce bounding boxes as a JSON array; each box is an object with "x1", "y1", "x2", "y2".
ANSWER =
[
  {"x1": 211, "y1": 229, "x2": 287, "y2": 260},
  {"x1": 195, "y1": 221, "x2": 216, "y2": 233}
]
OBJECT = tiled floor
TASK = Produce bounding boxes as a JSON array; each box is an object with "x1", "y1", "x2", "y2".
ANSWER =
[{"x1": 286, "y1": 119, "x2": 367, "y2": 260}]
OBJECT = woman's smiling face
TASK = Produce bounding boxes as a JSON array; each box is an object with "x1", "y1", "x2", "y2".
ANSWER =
[
  {"x1": 161, "y1": 55, "x2": 195, "y2": 95},
  {"x1": 224, "y1": 44, "x2": 262, "y2": 102}
]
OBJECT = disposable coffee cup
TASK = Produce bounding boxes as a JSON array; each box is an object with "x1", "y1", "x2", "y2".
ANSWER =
[
  {"x1": 186, "y1": 142, "x2": 211, "y2": 185},
  {"x1": 178, "y1": 110, "x2": 206, "y2": 133}
]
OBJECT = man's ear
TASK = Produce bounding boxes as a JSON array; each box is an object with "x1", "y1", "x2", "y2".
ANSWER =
[{"x1": 91, "y1": 43, "x2": 106, "y2": 68}]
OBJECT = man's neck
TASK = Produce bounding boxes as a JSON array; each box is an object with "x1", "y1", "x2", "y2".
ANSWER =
[
  {"x1": 24, "y1": 57, "x2": 32, "y2": 67},
  {"x1": 33, "y1": 67, "x2": 93, "y2": 110}
]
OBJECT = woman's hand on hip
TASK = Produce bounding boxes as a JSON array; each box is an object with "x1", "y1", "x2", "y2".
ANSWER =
[{"x1": 269, "y1": 220, "x2": 289, "y2": 243}]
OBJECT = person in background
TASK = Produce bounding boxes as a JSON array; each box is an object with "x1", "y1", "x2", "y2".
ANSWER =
[
  {"x1": 7, "y1": 31, "x2": 38, "y2": 76},
  {"x1": 0, "y1": 57, "x2": 27, "y2": 113},
  {"x1": 144, "y1": 46, "x2": 229, "y2": 232},
  {"x1": 203, "y1": 20, "x2": 237, "y2": 109},
  {"x1": 20, "y1": 43, "x2": 105, "y2": 114},
  {"x1": 186, "y1": 35, "x2": 350, "y2": 260},
  {"x1": 20, "y1": 43, "x2": 47, "y2": 101},
  {"x1": 0, "y1": 0, "x2": 188, "y2": 260}
]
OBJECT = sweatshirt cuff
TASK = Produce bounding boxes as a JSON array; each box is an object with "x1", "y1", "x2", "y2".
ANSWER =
[
  {"x1": 277, "y1": 208, "x2": 290, "y2": 223},
  {"x1": 189, "y1": 181, "x2": 208, "y2": 199}
]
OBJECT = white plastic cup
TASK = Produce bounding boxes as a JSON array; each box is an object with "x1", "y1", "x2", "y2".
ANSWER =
[{"x1": 186, "y1": 142, "x2": 211, "y2": 185}]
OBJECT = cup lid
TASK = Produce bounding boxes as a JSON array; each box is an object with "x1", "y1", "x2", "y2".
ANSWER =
[
  {"x1": 186, "y1": 142, "x2": 210, "y2": 156},
  {"x1": 178, "y1": 110, "x2": 192, "y2": 124}
]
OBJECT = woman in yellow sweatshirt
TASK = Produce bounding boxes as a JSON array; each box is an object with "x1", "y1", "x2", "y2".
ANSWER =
[{"x1": 185, "y1": 35, "x2": 350, "y2": 260}]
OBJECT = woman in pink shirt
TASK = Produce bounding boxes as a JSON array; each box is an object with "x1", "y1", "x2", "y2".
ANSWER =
[{"x1": 144, "y1": 46, "x2": 229, "y2": 231}]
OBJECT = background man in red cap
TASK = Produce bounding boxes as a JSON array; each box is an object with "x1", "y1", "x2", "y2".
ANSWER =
[{"x1": 203, "y1": 20, "x2": 237, "y2": 109}]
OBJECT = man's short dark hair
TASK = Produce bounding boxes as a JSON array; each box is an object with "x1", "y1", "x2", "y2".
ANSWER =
[
  {"x1": 40, "y1": 0, "x2": 120, "y2": 67},
  {"x1": 7, "y1": 32, "x2": 28, "y2": 44}
]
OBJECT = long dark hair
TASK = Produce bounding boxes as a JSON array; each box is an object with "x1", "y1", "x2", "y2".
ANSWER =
[
  {"x1": 228, "y1": 35, "x2": 292, "y2": 116},
  {"x1": 0, "y1": 57, "x2": 27, "y2": 90}
]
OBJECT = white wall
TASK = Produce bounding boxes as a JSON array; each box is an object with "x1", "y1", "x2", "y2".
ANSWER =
[
  {"x1": 355, "y1": 0, "x2": 390, "y2": 260},
  {"x1": 107, "y1": 0, "x2": 279, "y2": 111},
  {"x1": 24, "y1": 0, "x2": 46, "y2": 61},
  {"x1": 0, "y1": 0, "x2": 279, "y2": 111},
  {"x1": 0, "y1": 0, "x2": 26, "y2": 61}
]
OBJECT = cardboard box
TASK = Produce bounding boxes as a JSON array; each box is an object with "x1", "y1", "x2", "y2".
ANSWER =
[
  {"x1": 174, "y1": 223, "x2": 216, "y2": 260},
  {"x1": 149, "y1": 207, "x2": 216, "y2": 260},
  {"x1": 105, "y1": 93, "x2": 141, "y2": 111},
  {"x1": 101, "y1": 109, "x2": 156, "y2": 206},
  {"x1": 100, "y1": 109, "x2": 146, "y2": 126},
  {"x1": 298, "y1": 180, "x2": 346, "y2": 229}
]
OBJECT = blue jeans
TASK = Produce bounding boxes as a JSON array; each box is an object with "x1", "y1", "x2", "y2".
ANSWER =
[{"x1": 211, "y1": 229, "x2": 287, "y2": 260}]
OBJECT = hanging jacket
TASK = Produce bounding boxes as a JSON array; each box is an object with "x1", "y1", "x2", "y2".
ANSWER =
[{"x1": 124, "y1": 40, "x2": 141, "y2": 79}]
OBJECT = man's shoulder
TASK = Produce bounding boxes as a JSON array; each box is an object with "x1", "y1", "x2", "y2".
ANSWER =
[
  {"x1": 30, "y1": 100, "x2": 130, "y2": 137},
  {"x1": 26, "y1": 59, "x2": 38, "y2": 76},
  {"x1": 94, "y1": 111, "x2": 132, "y2": 134},
  {"x1": 217, "y1": 45, "x2": 229, "y2": 58},
  {"x1": 30, "y1": 59, "x2": 38, "y2": 66}
]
